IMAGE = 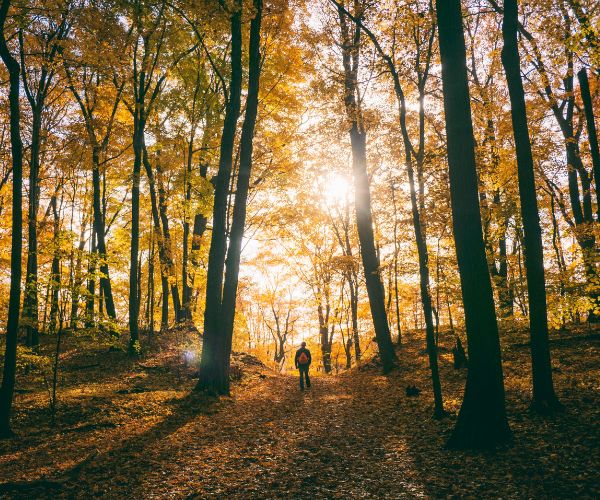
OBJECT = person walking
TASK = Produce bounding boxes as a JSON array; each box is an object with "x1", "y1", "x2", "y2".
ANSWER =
[{"x1": 295, "y1": 341, "x2": 312, "y2": 390}]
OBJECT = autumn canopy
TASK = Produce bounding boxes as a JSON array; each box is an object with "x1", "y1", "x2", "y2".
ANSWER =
[{"x1": 0, "y1": 0, "x2": 598, "y2": 496}]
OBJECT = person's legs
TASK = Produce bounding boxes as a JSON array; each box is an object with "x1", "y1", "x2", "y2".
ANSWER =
[
  {"x1": 305, "y1": 368, "x2": 311, "y2": 388},
  {"x1": 299, "y1": 368, "x2": 305, "y2": 389}
]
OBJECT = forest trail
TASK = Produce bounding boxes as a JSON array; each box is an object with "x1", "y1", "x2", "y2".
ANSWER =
[
  {"x1": 70, "y1": 372, "x2": 426, "y2": 498},
  {"x1": 0, "y1": 330, "x2": 598, "y2": 498}
]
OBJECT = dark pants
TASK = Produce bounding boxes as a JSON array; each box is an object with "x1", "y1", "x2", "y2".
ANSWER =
[{"x1": 298, "y1": 365, "x2": 311, "y2": 389}]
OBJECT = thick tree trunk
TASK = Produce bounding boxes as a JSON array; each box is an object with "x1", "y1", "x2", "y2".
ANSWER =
[
  {"x1": 219, "y1": 0, "x2": 263, "y2": 394},
  {"x1": 577, "y1": 68, "x2": 600, "y2": 222},
  {"x1": 436, "y1": 0, "x2": 511, "y2": 449},
  {"x1": 0, "y1": 0, "x2": 24, "y2": 437},
  {"x1": 196, "y1": 5, "x2": 243, "y2": 394},
  {"x1": 501, "y1": 0, "x2": 561, "y2": 413}
]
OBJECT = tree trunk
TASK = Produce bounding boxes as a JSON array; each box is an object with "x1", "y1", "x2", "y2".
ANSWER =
[
  {"x1": 404, "y1": 147, "x2": 444, "y2": 417},
  {"x1": 319, "y1": 304, "x2": 332, "y2": 373},
  {"x1": 85, "y1": 231, "x2": 96, "y2": 328},
  {"x1": 501, "y1": 0, "x2": 561, "y2": 413},
  {"x1": 156, "y1": 156, "x2": 182, "y2": 321},
  {"x1": 21, "y1": 109, "x2": 41, "y2": 348},
  {"x1": 391, "y1": 182, "x2": 402, "y2": 345},
  {"x1": 436, "y1": 0, "x2": 511, "y2": 449},
  {"x1": 577, "y1": 68, "x2": 600, "y2": 222},
  {"x1": 337, "y1": 6, "x2": 396, "y2": 373},
  {"x1": 48, "y1": 192, "x2": 61, "y2": 334},
  {"x1": 219, "y1": 0, "x2": 263, "y2": 394},
  {"x1": 349, "y1": 275, "x2": 360, "y2": 361},
  {"x1": 196, "y1": 5, "x2": 243, "y2": 394},
  {"x1": 129, "y1": 112, "x2": 144, "y2": 354},
  {"x1": 181, "y1": 136, "x2": 195, "y2": 321},
  {"x1": 91, "y1": 148, "x2": 117, "y2": 331},
  {"x1": 142, "y1": 146, "x2": 177, "y2": 330},
  {"x1": 70, "y1": 213, "x2": 87, "y2": 330},
  {"x1": 0, "y1": 0, "x2": 24, "y2": 437}
]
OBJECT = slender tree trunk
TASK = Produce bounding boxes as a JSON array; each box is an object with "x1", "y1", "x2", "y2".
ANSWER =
[
  {"x1": 142, "y1": 146, "x2": 175, "y2": 330},
  {"x1": 349, "y1": 127, "x2": 397, "y2": 371},
  {"x1": 156, "y1": 156, "x2": 182, "y2": 321},
  {"x1": 70, "y1": 214, "x2": 87, "y2": 330},
  {"x1": 318, "y1": 304, "x2": 332, "y2": 373},
  {"x1": 391, "y1": 182, "x2": 402, "y2": 345},
  {"x1": 549, "y1": 196, "x2": 567, "y2": 300},
  {"x1": 129, "y1": 112, "x2": 144, "y2": 353},
  {"x1": 578, "y1": 68, "x2": 600, "y2": 222},
  {"x1": 337, "y1": 6, "x2": 396, "y2": 372},
  {"x1": 349, "y1": 274, "x2": 360, "y2": 361},
  {"x1": 404, "y1": 147, "x2": 444, "y2": 417},
  {"x1": 85, "y1": 231, "x2": 96, "y2": 328},
  {"x1": 501, "y1": 0, "x2": 561, "y2": 413},
  {"x1": 188, "y1": 163, "x2": 209, "y2": 312},
  {"x1": 149, "y1": 233, "x2": 155, "y2": 336},
  {"x1": 91, "y1": 148, "x2": 117, "y2": 331},
  {"x1": 22, "y1": 109, "x2": 41, "y2": 348},
  {"x1": 181, "y1": 135, "x2": 196, "y2": 321},
  {"x1": 48, "y1": 192, "x2": 61, "y2": 334},
  {"x1": 196, "y1": 5, "x2": 243, "y2": 394},
  {"x1": 219, "y1": 0, "x2": 263, "y2": 395},
  {"x1": 497, "y1": 216, "x2": 513, "y2": 318},
  {"x1": 0, "y1": 0, "x2": 24, "y2": 437},
  {"x1": 436, "y1": 0, "x2": 511, "y2": 449}
]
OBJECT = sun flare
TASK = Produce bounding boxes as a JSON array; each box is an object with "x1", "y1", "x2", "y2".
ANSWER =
[{"x1": 322, "y1": 172, "x2": 353, "y2": 207}]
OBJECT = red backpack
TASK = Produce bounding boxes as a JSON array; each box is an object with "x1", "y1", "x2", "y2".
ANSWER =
[{"x1": 298, "y1": 351, "x2": 309, "y2": 365}]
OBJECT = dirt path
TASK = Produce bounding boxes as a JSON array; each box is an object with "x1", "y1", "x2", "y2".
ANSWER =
[
  {"x1": 1, "y1": 332, "x2": 598, "y2": 498},
  {"x1": 70, "y1": 373, "x2": 425, "y2": 498}
]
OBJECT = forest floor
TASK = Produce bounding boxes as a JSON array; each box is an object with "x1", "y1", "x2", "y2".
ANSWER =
[{"x1": 0, "y1": 324, "x2": 598, "y2": 498}]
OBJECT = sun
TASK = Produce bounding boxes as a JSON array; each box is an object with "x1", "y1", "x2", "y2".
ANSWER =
[{"x1": 322, "y1": 172, "x2": 353, "y2": 207}]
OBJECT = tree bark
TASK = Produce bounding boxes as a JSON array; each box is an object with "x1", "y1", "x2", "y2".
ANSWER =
[
  {"x1": 337, "y1": 5, "x2": 397, "y2": 373},
  {"x1": 21, "y1": 107, "x2": 40, "y2": 346},
  {"x1": 219, "y1": 0, "x2": 263, "y2": 394},
  {"x1": 501, "y1": 0, "x2": 561, "y2": 413},
  {"x1": 0, "y1": 0, "x2": 24, "y2": 437},
  {"x1": 142, "y1": 146, "x2": 181, "y2": 329},
  {"x1": 578, "y1": 68, "x2": 600, "y2": 222},
  {"x1": 91, "y1": 147, "x2": 117, "y2": 330},
  {"x1": 181, "y1": 135, "x2": 195, "y2": 321},
  {"x1": 48, "y1": 191, "x2": 61, "y2": 334},
  {"x1": 196, "y1": 4, "x2": 243, "y2": 394},
  {"x1": 156, "y1": 156, "x2": 182, "y2": 321},
  {"x1": 129, "y1": 109, "x2": 144, "y2": 353},
  {"x1": 436, "y1": 0, "x2": 511, "y2": 449},
  {"x1": 85, "y1": 231, "x2": 96, "y2": 328}
]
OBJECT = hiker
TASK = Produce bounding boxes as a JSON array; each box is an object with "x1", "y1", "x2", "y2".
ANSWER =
[{"x1": 295, "y1": 341, "x2": 312, "y2": 390}]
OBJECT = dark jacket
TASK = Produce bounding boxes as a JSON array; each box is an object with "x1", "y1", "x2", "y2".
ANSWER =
[{"x1": 295, "y1": 347, "x2": 311, "y2": 368}]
